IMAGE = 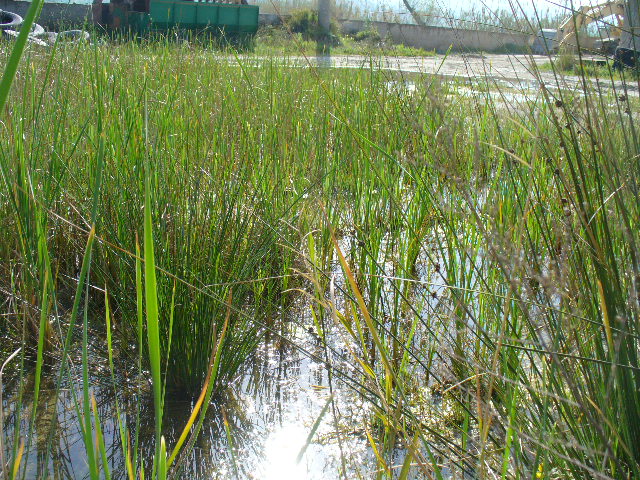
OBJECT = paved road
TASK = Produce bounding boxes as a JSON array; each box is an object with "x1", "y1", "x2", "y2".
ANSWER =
[{"x1": 277, "y1": 54, "x2": 638, "y2": 94}]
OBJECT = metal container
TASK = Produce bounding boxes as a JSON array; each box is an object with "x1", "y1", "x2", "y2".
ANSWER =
[{"x1": 149, "y1": 1, "x2": 258, "y2": 33}]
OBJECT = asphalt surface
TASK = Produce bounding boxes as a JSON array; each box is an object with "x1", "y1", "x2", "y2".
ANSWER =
[{"x1": 281, "y1": 54, "x2": 639, "y2": 94}]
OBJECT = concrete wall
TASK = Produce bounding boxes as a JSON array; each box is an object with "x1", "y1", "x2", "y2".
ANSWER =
[
  {"x1": 341, "y1": 19, "x2": 532, "y2": 53},
  {"x1": 256, "y1": 14, "x2": 533, "y2": 53},
  {"x1": 0, "y1": 0, "x2": 92, "y2": 28}
]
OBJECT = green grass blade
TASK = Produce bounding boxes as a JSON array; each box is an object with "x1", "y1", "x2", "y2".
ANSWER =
[
  {"x1": 157, "y1": 437, "x2": 167, "y2": 480},
  {"x1": 144, "y1": 174, "x2": 163, "y2": 475},
  {"x1": 167, "y1": 294, "x2": 231, "y2": 468},
  {"x1": 32, "y1": 270, "x2": 48, "y2": 418},
  {"x1": 0, "y1": 0, "x2": 44, "y2": 113},
  {"x1": 82, "y1": 284, "x2": 98, "y2": 480},
  {"x1": 91, "y1": 394, "x2": 111, "y2": 480}
]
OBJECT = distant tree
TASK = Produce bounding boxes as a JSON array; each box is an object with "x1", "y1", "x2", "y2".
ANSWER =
[{"x1": 400, "y1": 0, "x2": 429, "y2": 27}]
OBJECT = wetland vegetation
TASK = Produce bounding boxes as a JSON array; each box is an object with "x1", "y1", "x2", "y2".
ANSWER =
[{"x1": 1, "y1": 16, "x2": 639, "y2": 480}]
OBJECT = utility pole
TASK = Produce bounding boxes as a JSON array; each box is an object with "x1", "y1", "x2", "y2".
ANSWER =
[{"x1": 317, "y1": 0, "x2": 331, "y2": 66}]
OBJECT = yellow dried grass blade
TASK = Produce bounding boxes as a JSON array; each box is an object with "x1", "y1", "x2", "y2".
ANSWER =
[
  {"x1": 11, "y1": 440, "x2": 24, "y2": 479},
  {"x1": 365, "y1": 428, "x2": 390, "y2": 478},
  {"x1": 125, "y1": 433, "x2": 135, "y2": 480}
]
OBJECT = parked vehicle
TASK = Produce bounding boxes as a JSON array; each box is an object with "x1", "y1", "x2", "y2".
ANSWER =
[{"x1": 556, "y1": 1, "x2": 624, "y2": 53}]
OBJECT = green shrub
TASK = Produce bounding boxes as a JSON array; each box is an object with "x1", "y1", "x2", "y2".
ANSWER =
[
  {"x1": 286, "y1": 8, "x2": 340, "y2": 43},
  {"x1": 353, "y1": 27, "x2": 381, "y2": 44}
]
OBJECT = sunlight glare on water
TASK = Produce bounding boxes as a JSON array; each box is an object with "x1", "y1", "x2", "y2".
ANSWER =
[{"x1": 261, "y1": 423, "x2": 310, "y2": 480}]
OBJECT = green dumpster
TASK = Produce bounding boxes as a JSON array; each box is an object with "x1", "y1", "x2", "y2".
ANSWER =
[
  {"x1": 108, "y1": 1, "x2": 259, "y2": 38},
  {"x1": 149, "y1": 1, "x2": 259, "y2": 34}
]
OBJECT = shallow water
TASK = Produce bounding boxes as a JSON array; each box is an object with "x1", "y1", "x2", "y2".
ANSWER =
[{"x1": 1, "y1": 320, "x2": 390, "y2": 479}]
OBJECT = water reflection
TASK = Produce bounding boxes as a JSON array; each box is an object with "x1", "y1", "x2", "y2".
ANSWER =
[{"x1": 2, "y1": 321, "x2": 373, "y2": 479}]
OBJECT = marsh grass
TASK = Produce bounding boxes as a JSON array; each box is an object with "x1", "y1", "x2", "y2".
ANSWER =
[{"x1": 0, "y1": 15, "x2": 639, "y2": 480}]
